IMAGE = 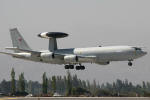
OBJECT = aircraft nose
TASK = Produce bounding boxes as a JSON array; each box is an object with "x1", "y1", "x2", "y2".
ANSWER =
[
  {"x1": 142, "y1": 51, "x2": 147, "y2": 55},
  {"x1": 139, "y1": 50, "x2": 147, "y2": 57},
  {"x1": 37, "y1": 34, "x2": 41, "y2": 37}
]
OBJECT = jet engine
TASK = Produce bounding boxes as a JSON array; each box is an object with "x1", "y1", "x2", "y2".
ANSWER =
[
  {"x1": 40, "y1": 52, "x2": 55, "y2": 60},
  {"x1": 17, "y1": 53, "x2": 31, "y2": 58},
  {"x1": 64, "y1": 55, "x2": 78, "y2": 63}
]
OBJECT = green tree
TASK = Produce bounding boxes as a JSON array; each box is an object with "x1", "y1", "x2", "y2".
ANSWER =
[
  {"x1": 42, "y1": 72, "x2": 48, "y2": 94},
  {"x1": 0, "y1": 79, "x2": 11, "y2": 94},
  {"x1": 11, "y1": 68, "x2": 16, "y2": 95},
  {"x1": 72, "y1": 74, "x2": 79, "y2": 88},
  {"x1": 143, "y1": 81, "x2": 147, "y2": 89},
  {"x1": 91, "y1": 79, "x2": 97, "y2": 96},
  {"x1": 27, "y1": 80, "x2": 34, "y2": 94},
  {"x1": 18, "y1": 73, "x2": 25, "y2": 93},
  {"x1": 51, "y1": 76, "x2": 56, "y2": 92},
  {"x1": 66, "y1": 71, "x2": 72, "y2": 96},
  {"x1": 86, "y1": 80, "x2": 91, "y2": 91}
]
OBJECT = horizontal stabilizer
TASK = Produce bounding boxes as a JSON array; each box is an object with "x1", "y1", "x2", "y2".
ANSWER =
[
  {"x1": 5, "y1": 47, "x2": 18, "y2": 50},
  {"x1": 5, "y1": 47, "x2": 39, "y2": 53},
  {"x1": 5, "y1": 47, "x2": 41, "y2": 57},
  {"x1": 0, "y1": 52, "x2": 20, "y2": 57}
]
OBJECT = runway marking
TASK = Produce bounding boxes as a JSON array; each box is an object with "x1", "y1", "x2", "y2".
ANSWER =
[
  {"x1": 0, "y1": 98, "x2": 7, "y2": 100},
  {"x1": 7, "y1": 98, "x2": 17, "y2": 100},
  {"x1": 0, "y1": 98, "x2": 17, "y2": 100}
]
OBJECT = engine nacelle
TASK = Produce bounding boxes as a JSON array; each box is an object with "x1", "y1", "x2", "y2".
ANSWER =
[
  {"x1": 17, "y1": 53, "x2": 31, "y2": 58},
  {"x1": 64, "y1": 55, "x2": 78, "y2": 63},
  {"x1": 40, "y1": 52, "x2": 54, "y2": 60},
  {"x1": 96, "y1": 61, "x2": 110, "y2": 65}
]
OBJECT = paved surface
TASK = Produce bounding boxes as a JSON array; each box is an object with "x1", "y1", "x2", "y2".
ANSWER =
[{"x1": 0, "y1": 97, "x2": 150, "y2": 100}]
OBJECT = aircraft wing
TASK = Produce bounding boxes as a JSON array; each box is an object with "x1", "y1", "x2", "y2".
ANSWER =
[
  {"x1": 77, "y1": 55, "x2": 96, "y2": 59},
  {"x1": 77, "y1": 55, "x2": 96, "y2": 61},
  {"x1": 54, "y1": 52, "x2": 96, "y2": 61},
  {"x1": 4, "y1": 47, "x2": 97, "y2": 60}
]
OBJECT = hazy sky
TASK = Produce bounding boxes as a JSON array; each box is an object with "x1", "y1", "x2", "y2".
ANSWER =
[{"x1": 0, "y1": 0, "x2": 149, "y2": 84}]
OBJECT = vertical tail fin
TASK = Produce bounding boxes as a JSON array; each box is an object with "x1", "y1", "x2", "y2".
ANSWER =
[{"x1": 10, "y1": 28, "x2": 32, "y2": 53}]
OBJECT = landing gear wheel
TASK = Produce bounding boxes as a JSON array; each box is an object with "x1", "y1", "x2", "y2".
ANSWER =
[
  {"x1": 81, "y1": 66, "x2": 85, "y2": 70},
  {"x1": 128, "y1": 62, "x2": 132, "y2": 66},
  {"x1": 64, "y1": 65, "x2": 74, "y2": 69},
  {"x1": 65, "y1": 65, "x2": 69, "y2": 69},
  {"x1": 76, "y1": 66, "x2": 80, "y2": 70},
  {"x1": 70, "y1": 65, "x2": 74, "y2": 69},
  {"x1": 75, "y1": 65, "x2": 85, "y2": 70}
]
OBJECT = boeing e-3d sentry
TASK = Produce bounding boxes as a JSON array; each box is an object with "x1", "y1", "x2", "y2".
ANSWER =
[{"x1": 0, "y1": 28, "x2": 147, "y2": 70}]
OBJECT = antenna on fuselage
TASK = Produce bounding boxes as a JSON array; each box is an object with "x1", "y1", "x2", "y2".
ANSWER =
[{"x1": 38, "y1": 32, "x2": 69, "y2": 52}]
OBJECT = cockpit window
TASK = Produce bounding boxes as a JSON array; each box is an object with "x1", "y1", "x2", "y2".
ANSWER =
[{"x1": 133, "y1": 47, "x2": 142, "y2": 51}]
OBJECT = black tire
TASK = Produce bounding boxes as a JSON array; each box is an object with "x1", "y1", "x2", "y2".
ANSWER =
[
  {"x1": 65, "y1": 65, "x2": 69, "y2": 69},
  {"x1": 81, "y1": 66, "x2": 85, "y2": 70},
  {"x1": 128, "y1": 62, "x2": 132, "y2": 66},
  {"x1": 76, "y1": 66, "x2": 80, "y2": 70},
  {"x1": 70, "y1": 65, "x2": 74, "y2": 69}
]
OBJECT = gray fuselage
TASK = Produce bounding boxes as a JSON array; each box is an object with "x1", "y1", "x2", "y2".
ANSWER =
[{"x1": 21, "y1": 46, "x2": 147, "y2": 65}]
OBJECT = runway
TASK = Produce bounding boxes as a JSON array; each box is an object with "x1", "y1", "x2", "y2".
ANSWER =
[{"x1": 0, "y1": 97, "x2": 150, "y2": 100}]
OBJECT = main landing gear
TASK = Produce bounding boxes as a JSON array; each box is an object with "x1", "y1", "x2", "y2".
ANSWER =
[
  {"x1": 64, "y1": 65, "x2": 74, "y2": 69},
  {"x1": 76, "y1": 65, "x2": 85, "y2": 70},
  {"x1": 64, "y1": 64, "x2": 85, "y2": 70}
]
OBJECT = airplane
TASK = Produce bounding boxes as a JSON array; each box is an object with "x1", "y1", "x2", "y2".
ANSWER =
[{"x1": 0, "y1": 28, "x2": 147, "y2": 70}]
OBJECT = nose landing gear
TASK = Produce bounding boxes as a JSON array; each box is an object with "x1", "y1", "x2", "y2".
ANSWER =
[
  {"x1": 128, "y1": 60, "x2": 133, "y2": 66},
  {"x1": 128, "y1": 62, "x2": 132, "y2": 66}
]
